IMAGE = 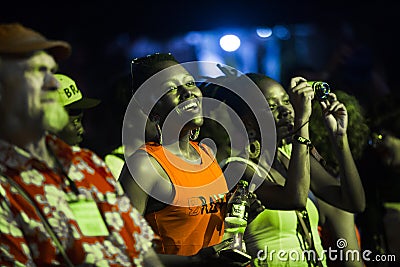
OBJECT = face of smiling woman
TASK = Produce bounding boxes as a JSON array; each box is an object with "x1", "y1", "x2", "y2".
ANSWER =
[{"x1": 150, "y1": 61, "x2": 203, "y2": 137}]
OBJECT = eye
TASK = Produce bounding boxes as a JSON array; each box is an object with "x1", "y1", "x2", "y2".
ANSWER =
[
  {"x1": 283, "y1": 99, "x2": 290, "y2": 105},
  {"x1": 37, "y1": 66, "x2": 58, "y2": 74},
  {"x1": 186, "y1": 81, "x2": 195, "y2": 87},
  {"x1": 268, "y1": 103, "x2": 277, "y2": 110},
  {"x1": 167, "y1": 85, "x2": 178, "y2": 92},
  {"x1": 32, "y1": 66, "x2": 48, "y2": 74}
]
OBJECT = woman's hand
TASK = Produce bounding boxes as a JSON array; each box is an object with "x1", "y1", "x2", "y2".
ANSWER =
[
  {"x1": 289, "y1": 77, "x2": 314, "y2": 122},
  {"x1": 320, "y1": 92, "x2": 348, "y2": 136}
]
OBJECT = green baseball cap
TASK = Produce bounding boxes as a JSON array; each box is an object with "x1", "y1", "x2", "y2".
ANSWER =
[{"x1": 55, "y1": 74, "x2": 101, "y2": 109}]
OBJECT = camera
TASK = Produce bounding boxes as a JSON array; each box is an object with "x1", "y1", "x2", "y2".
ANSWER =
[{"x1": 307, "y1": 81, "x2": 330, "y2": 101}]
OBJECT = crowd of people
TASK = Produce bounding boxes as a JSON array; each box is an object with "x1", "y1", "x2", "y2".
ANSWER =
[{"x1": 0, "y1": 22, "x2": 398, "y2": 267}]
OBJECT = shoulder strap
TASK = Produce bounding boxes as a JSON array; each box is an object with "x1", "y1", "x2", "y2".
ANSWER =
[
  {"x1": 1, "y1": 174, "x2": 74, "y2": 267},
  {"x1": 310, "y1": 147, "x2": 326, "y2": 167},
  {"x1": 296, "y1": 209, "x2": 324, "y2": 267},
  {"x1": 278, "y1": 144, "x2": 327, "y2": 167}
]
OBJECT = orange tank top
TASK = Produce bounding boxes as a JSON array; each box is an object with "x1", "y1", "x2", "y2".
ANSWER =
[{"x1": 142, "y1": 142, "x2": 228, "y2": 256}]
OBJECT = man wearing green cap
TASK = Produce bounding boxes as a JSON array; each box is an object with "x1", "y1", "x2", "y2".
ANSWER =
[{"x1": 53, "y1": 73, "x2": 101, "y2": 146}]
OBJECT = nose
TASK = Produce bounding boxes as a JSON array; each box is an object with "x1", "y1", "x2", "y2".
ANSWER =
[
  {"x1": 277, "y1": 105, "x2": 292, "y2": 119},
  {"x1": 75, "y1": 122, "x2": 85, "y2": 135},
  {"x1": 178, "y1": 85, "x2": 192, "y2": 100},
  {"x1": 45, "y1": 73, "x2": 60, "y2": 91}
]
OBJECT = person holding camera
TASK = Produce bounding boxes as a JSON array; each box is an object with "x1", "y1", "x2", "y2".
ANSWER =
[{"x1": 200, "y1": 72, "x2": 365, "y2": 266}]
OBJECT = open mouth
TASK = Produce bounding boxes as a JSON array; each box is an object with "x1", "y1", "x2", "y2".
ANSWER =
[{"x1": 179, "y1": 99, "x2": 200, "y2": 113}]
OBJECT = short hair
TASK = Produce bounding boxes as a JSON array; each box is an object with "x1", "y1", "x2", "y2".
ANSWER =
[{"x1": 130, "y1": 52, "x2": 179, "y2": 94}]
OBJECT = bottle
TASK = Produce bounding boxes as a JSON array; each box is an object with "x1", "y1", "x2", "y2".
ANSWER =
[{"x1": 224, "y1": 180, "x2": 250, "y2": 252}]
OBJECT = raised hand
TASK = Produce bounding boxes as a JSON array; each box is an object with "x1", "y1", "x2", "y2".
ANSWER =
[
  {"x1": 289, "y1": 77, "x2": 314, "y2": 122},
  {"x1": 320, "y1": 92, "x2": 348, "y2": 136}
]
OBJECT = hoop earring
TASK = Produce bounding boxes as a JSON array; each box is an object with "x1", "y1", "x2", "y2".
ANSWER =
[
  {"x1": 155, "y1": 123, "x2": 162, "y2": 145},
  {"x1": 248, "y1": 140, "x2": 261, "y2": 159},
  {"x1": 151, "y1": 115, "x2": 162, "y2": 145},
  {"x1": 190, "y1": 127, "x2": 200, "y2": 141}
]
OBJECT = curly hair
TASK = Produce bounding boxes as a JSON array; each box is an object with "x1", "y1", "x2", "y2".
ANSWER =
[{"x1": 309, "y1": 90, "x2": 370, "y2": 175}]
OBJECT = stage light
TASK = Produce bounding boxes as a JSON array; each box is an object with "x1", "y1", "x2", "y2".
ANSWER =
[
  {"x1": 256, "y1": 28, "x2": 272, "y2": 38},
  {"x1": 219, "y1": 34, "x2": 241, "y2": 52}
]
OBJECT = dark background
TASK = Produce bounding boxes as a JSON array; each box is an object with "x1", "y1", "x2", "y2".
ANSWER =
[
  {"x1": 2, "y1": 1, "x2": 400, "y2": 259},
  {"x1": 1, "y1": 0, "x2": 398, "y2": 156}
]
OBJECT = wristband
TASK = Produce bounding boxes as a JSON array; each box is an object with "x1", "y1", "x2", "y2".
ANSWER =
[
  {"x1": 294, "y1": 135, "x2": 327, "y2": 166},
  {"x1": 293, "y1": 135, "x2": 313, "y2": 148}
]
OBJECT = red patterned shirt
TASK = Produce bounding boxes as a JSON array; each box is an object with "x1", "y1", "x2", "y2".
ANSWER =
[{"x1": 0, "y1": 134, "x2": 154, "y2": 266}]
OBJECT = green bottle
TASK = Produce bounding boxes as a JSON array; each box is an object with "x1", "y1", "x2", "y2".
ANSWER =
[{"x1": 224, "y1": 180, "x2": 250, "y2": 251}]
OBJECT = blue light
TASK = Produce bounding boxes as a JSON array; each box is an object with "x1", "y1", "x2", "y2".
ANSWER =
[
  {"x1": 273, "y1": 25, "x2": 291, "y2": 40},
  {"x1": 256, "y1": 28, "x2": 272, "y2": 38},
  {"x1": 219, "y1": 34, "x2": 241, "y2": 52},
  {"x1": 184, "y1": 32, "x2": 203, "y2": 45}
]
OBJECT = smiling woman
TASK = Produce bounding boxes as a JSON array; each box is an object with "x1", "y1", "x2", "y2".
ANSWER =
[{"x1": 118, "y1": 53, "x2": 234, "y2": 261}]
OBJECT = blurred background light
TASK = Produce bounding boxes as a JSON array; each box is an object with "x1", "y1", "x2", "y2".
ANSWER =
[
  {"x1": 219, "y1": 34, "x2": 241, "y2": 52},
  {"x1": 256, "y1": 27, "x2": 273, "y2": 38},
  {"x1": 273, "y1": 25, "x2": 291, "y2": 40}
]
